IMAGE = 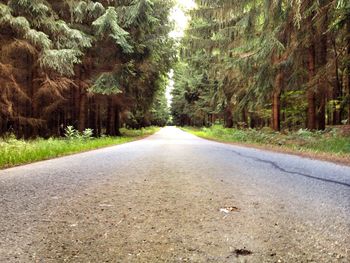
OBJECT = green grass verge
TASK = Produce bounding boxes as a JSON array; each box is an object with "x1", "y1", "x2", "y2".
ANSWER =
[
  {"x1": 183, "y1": 125, "x2": 350, "y2": 156},
  {"x1": 0, "y1": 127, "x2": 160, "y2": 169}
]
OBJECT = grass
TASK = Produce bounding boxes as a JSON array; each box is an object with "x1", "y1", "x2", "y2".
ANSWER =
[
  {"x1": 0, "y1": 127, "x2": 160, "y2": 169},
  {"x1": 183, "y1": 125, "x2": 350, "y2": 161}
]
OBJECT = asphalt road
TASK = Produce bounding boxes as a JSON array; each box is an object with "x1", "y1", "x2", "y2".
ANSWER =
[{"x1": 0, "y1": 127, "x2": 349, "y2": 262}]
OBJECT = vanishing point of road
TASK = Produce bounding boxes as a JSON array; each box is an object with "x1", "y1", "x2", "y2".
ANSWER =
[{"x1": 0, "y1": 127, "x2": 349, "y2": 262}]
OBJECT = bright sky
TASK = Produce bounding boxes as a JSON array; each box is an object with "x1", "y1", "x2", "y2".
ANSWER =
[{"x1": 166, "y1": 0, "x2": 196, "y2": 107}]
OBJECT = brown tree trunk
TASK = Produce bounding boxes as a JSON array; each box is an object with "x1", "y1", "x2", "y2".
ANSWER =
[
  {"x1": 90, "y1": 98, "x2": 98, "y2": 136},
  {"x1": 307, "y1": 42, "x2": 317, "y2": 130},
  {"x1": 317, "y1": 11, "x2": 328, "y2": 130},
  {"x1": 78, "y1": 93, "x2": 87, "y2": 132},
  {"x1": 272, "y1": 71, "x2": 283, "y2": 131},
  {"x1": 115, "y1": 104, "x2": 121, "y2": 136},
  {"x1": 332, "y1": 38, "x2": 342, "y2": 125},
  {"x1": 106, "y1": 98, "x2": 116, "y2": 136},
  {"x1": 97, "y1": 104, "x2": 102, "y2": 136},
  {"x1": 250, "y1": 114, "x2": 256, "y2": 129},
  {"x1": 347, "y1": 18, "x2": 350, "y2": 124},
  {"x1": 74, "y1": 87, "x2": 80, "y2": 128},
  {"x1": 224, "y1": 105, "x2": 233, "y2": 128},
  {"x1": 242, "y1": 108, "x2": 247, "y2": 125}
]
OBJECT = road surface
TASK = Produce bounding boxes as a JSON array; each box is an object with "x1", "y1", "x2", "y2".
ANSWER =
[{"x1": 0, "y1": 127, "x2": 349, "y2": 262}]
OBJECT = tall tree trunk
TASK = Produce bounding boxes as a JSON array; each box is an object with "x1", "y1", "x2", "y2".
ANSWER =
[
  {"x1": 74, "y1": 87, "x2": 80, "y2": 128},
  {"x1": 332, "y1": 38, "x2": 342, "y2": 125},
  {"x1": 272, "y1": 71, "x2": 283, "y2": 131},
  {"x1": 241, "y1": 108, "x2": 247, "y2": 126},
  {"x1": 115, "y1": 104, "x2": 121, "y2": 136},
  {"x1": 78, "y1": 93, "x2": 87, "y2": 132},
  {"x1": 250, "y1": 114, "x2": 256, "y2": 129},
  {"x1": 347, "y1": 18, "x2": 350, "y2": 124},
  {"x1": 307, "y1": 42, "x2": 317, "y2": 130},
  {"x1": 224, "y1": 105, "x2": 233, "y2": 128},
  {"x1": 97, "y1": 104, "x2": 102, "y2": 136},
  {"x1": 106, "y1": 97, "x2": 116, "y2": 136},
  {"x1": 317, "y1": 11, "x2": 328, "y2": 130},
  {"x1": 0, "y1": 116, "x2": 3, "y2": 134},
  {"x1": 90, "y1": 98, "x2": 98, "y2": 136}
]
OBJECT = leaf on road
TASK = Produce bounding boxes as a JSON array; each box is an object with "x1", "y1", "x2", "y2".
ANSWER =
[{"x1": 220, "y1": 206, "x2": 240, "y2": 213}]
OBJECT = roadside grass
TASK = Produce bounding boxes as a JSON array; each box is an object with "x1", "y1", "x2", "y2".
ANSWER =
[
  {"x1": 183, "y1": 125, "x2": 350, "y2": 159},
  {"x1": 0, "y1": 127, "x2": 160, "y2": 169}
]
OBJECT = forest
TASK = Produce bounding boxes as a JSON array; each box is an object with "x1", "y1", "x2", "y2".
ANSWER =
[
  {"x1": 0, "y1": 0, "x2": 174, "y2": 138},
  {"x1": 171, "y1": 0, "x2": 350, "y2": 132},
  {"x1": 1, "y1": 0, "x2": 350, "y2": 139}
]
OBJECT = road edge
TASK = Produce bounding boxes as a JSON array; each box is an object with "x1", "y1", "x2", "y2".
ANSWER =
[
  {"x1": 185, "y1": 131, "x2": 350, "y2": 167},
  {"x1": 0, "y1": 130, "x2": 160, "y2": 171}
]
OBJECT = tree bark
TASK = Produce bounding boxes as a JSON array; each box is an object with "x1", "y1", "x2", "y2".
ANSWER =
[
  {"x1": 332, "y1": 38, "x2": 341, "y2": 125},
  {"x1": 74, "y1": 87, "x2": 80, "y2": 128},
  {"x1": 224, "y1": 105, "x2": 233, "y2": 128},
  {"x1": 272, "y1": 71, "x2": 283, "y2": 131},
  {"x1": 90, "y1": 98, "x2": 98, "y2": 137},
  {"x1": 347, "y1": 18, "x2": 350, "y2": 124},
  {"x1": 307, "y1": 42, "x2": 317, "y2": 130},
  {"x1": 106, "y1": 98, "x2": 116, "y2": 136},
  {"x1": 97, "y1": 104, "x2": 102, "y2": 136},
  {"x1": 242, "y1": 108, "x2": 247, "y2": 126},
  {"x1": 115, "y1": 104, "x2": 121, "y2": 136},
  {"x1": 78, "y1": 93, "x2": 87, "y2": 132},
  {"x1": 317, "y1": 11, "x2": 328, "y2": 130}
]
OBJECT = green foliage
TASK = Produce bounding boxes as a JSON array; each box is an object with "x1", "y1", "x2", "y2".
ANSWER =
[
  {"x1": 89, "y1": 73, "x2": 122, "y2": 95},
  {"x1": 39, "y1": 49, "x2": 83, "y2": 76},
  {"x1": 93, "y1": 7, "x2": 133, "y2": 53},
  {"x1": 81, "y1": 128, "x2": 94, "y2": 140},
  {"x1": 65, "y1": 126, "x2": 94, "y2": 140},
  {"x1": 24, "y1": 29, "x2": 52, "y2": 49},
  {"x1": 50, "y1": 20, "x2": 92, "y2": 49},
  {"x1": 72, "y1": 1, "x2": 105, "y2": 23},
  {"x1": 64, "y1": 125, "x2": 79, "y2": 139},
  {"x1": 149, "y1": 78, "x2": 170, "y2": 126}
]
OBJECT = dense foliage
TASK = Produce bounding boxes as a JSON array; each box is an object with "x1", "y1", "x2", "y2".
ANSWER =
[
  {"x1": 171, "y1": 0, "x2": 350, "y2": 131},
  {"x1": 0, "y1": 0, "x2": 175, "y2": 138}
]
